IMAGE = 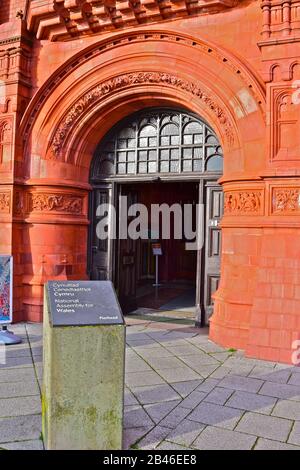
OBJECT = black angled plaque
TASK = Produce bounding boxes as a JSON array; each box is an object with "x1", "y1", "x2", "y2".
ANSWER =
[{"x1": 46, "y1": 281, "x2": 124, "y2": 327}]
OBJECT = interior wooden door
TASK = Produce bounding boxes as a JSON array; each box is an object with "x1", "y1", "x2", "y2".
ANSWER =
[
  {"x1": 117, "y1": 187, "x2": 138, "y2": 313},
  {"x1": 90, "y1": 183, "x2": 116, "y2": 281},
  {"x1": 203, "y1": 182, "x2": 223, "y2": 323}
]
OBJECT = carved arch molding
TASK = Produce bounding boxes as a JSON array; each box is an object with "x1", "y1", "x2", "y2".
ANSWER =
[
  {"x1": 21, "y1": 31, "x2": 266, "y2": 160},
  {"x1": 49, "y1": 71, "x2": 235, "y2": 160}
]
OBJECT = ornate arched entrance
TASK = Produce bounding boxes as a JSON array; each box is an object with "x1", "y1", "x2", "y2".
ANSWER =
[
  {"x1": 89, "y1": 107, "x2": 223, "y2": 324},
  {"x1": 16, "y1": 29, "x2": 269, "y2": 359}
]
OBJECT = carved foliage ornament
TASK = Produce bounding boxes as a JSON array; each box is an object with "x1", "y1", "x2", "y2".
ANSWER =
[
  {"x1": 29, "y1": 193, "x2": 83, "y2": 215},
  {"x1": 50, "y1": 71, "x2": 235, "y2": 159},
  {"x1": 272, "y1": 188, "x2": 300, "y2": 214},
  {"x1": 224, "y1": 191, "x2": 262, "y2": 215},
  {"x1": 0, "y1": 192, "x2": 10, "y2": 213},
  {"x1": 23, "y1": 33, "x2": 264, "y2": 142}
]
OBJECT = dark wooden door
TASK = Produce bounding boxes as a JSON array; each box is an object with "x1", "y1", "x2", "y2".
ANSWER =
[
  {"x1": 117, "y1": 187, "x2": 138, "y2": 313},
  {"x1": 203, "y1": 182, "x2": 223, "y2": 323},
  {"x1": 89, "y1": 183, "x2": 115, "y2": 281}
]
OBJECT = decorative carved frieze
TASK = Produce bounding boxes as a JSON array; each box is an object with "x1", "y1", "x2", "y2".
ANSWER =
[
  {"x1": 0, "y1": 45, "x2": 32, "y2": 84},
  {"x1": 224, "y1": 191, "x2": 262, "y2": 215},
  {"x1": 22, "y1": 32, "x2": 265, "y2": 142},
  {"x1": 27, "y1": 0, "x2": 238, "y2": 41},
  {"x1": 0, "y1": 192, "x2": 11, "y2": 213},
  {"x1": 28, "y1": 193, "x2": 83, "y2": 215},
  {"x1": 272, "y1": 188, "x2": 300, "y2": 213},
  {"x1": 50, "y1": 71, "x2": 235, "y2": 159},
  {"x1": 261, "y1": 0, "x2": 300, "y2": 40}
]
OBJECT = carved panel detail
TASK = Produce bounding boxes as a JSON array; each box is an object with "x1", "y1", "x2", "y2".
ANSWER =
[
  {"x1": 0, "y1": 192, "x2": 11, "y2": 213},
  {"x1": 50, "y1": 71, "x2": 235, "y2": 159},
  {"x1": 28, "y1": 193, "x2": 83, "y2": 215},
  {"x1": 271, "y1": 87, "x2": 300, "y2": 162},
  {"x1": 0, "y1": 119, "x2": 13, "y2": 164},
  {"x1": 272, "y1": 188, "x2": 300, "y2": 213},
  {"x1": 224, "y1": 191, "x2": 262, "y2": 215},
  {"x1": 13, "y1": 191, "x2": 24, "y2": 216}
]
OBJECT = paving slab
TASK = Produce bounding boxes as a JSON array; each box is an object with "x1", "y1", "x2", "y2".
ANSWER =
[
  {"x1": 124, "y1": 405, "x2": 154, "y2": 429},
  {"x1": 0, "y1": 396, "x2": 41, "y2": 418},
  {"x1": 203, "y1": 387, "x2": 234, "y2": 406},
  {"x1": 254, "y1": 438, "x2": 300, "y2": 450},
  {"x1": 235, "y1": 412, "x2": 293, "y2": 442},
  {"x1": 165, "y1": 419, "x2": 205, "y2": 447},
  {"x1": 156, "y1": 367, "x2": 202, "y2": 383},
  {"x1": 144, "y1": 356, "x2": 186, "y2": 370},
  {"x1": 192, "y1": 426, "x2": 256, "y2": 450},
  {"x1": 288, "y1": 373, "x2": 300, "y2": 386},
  {"x1": 248, "y1": 367, "x2": 292, "y2": 384},
  {"x1": 124, "y1": 388, "x2": 139, "y2": 406},
  {"x1": 157, "y1": 441, "x2": 192, "y2": 450},
  {"x1": 210, "y1": 352, "x2": 235, "y2": 363},
  {"x1": 196, "y1": 378, "x2": 220, "y2": 393},
  {"x1": 125, "y1": 356, "x2": 152, "y2": 373},
  {"x1": 165, "y1": 345, "x2": 205, "y2": 357},
  {"x1": 218, "y1": 375, "x2": 264, "y2": 393},
  {"x1": 0, "y1": 356, "x2": 34, "y2": 370},
  {"x1": 288, "y1": 422, "x2": 300, "y2": 446},
  {"x1": 159, "y1": 406, "x2": 191, "y2": 429},
  {"x1": 0, "y1": 414, "x2": 41, "y2": 443},
  {"x1": 130, "y1": 384, "x2": 181, "y2": 405},
  {"x1": 226, "y1": 391, "x2": 277, "y2": 415},
  {"x1": 125, "y1": 371, "x2": 165, "y2": 387},
  {"x1": 144, "y1": 400, "x2": 181, "y2": 424},
  {"x1": 136, "y1": 347, "x2": 174, "y2": 359},
  {"x1": 128, "y1": 339, "x2": 159, "y2": 349},
  {"x1": 180, "y1": 391, "x2": 207, "y2": 409},
  {"x1": 189, "y1": 364, "x2": 219, "y2": 378},
  {"x1": 2, "y1": 346, "x2": 32, "y2": 359},
  {"x1": 188, "y1": 402, "x2": 244, "y2": 430},
  {"x1": 0, "y1": 367, "x2": 36, "y2": 384},
  {"x1": 190, "y1": 341, "x2": 226, "y2": 354},
  {"x1": 123, "y1": 427, "x2": 152, "y2": 450},
  {"x1": 138, "y1": 426, "x2": 172, "y2": 450},
  {"x1": 171, "y1": 380, "x2": 203, "y2": 398},
  {"x1": 127, "y1": 333, "x2": 152, "y2": 342},
  {"x1": 0, "y1": 439, "x2": 44, "y2": 450},
  {"x1": 259, "y1": 381, "x2": 300, "y2": 401},
  {"x1": 0, "y1": 381, "x2": 40, "y2": 399},
  {"x1": 180, "y1": 354, "x2": 219, "y2": 368},
  {"x1": 272, "y1": 400, "x2": 300, "y2": 420}
]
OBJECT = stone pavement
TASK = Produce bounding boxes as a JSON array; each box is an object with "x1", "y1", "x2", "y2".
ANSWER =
[{"x1": 0, "y1": 319, "x2": 300, "y2": 450}]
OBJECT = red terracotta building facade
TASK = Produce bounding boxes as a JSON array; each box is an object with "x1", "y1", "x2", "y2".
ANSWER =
[{"x1": 0, "y1": 0, "x2": 300, "y2": 363}]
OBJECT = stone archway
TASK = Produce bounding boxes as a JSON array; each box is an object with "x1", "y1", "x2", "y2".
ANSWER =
[{"x1": 17, "y1": 29, "x2": 268, "y2": 358}]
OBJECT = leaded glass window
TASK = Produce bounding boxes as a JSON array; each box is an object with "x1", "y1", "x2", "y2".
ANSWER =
[{"x1": 94, "y1": 109, "x2": 223, "y2": 177}]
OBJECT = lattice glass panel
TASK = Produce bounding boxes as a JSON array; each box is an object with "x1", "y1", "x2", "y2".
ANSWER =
[{"x1": 95, "y1": 108, "x2": 223, "y2": 177}]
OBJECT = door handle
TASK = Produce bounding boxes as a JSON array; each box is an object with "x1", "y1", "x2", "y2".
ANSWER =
[{"x1": 209, "y1": 220, "x2": 219, "y2": 227}]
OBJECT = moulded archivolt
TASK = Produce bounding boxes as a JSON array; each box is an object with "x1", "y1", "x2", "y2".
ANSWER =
[{"x1": 49, "y1": 71, "x2": 235, "y2": 160}]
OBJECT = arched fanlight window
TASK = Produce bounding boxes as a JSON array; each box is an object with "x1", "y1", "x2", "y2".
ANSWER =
[{"x1": 93, "y1": 109, "x2": 223, "y2": 178}]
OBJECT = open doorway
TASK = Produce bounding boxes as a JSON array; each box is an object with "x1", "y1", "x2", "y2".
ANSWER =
[
  {"x1": 89, "y1": 107, "x2": 224, "y2": 326},
  {"x1": 116, "y1": 181, "x2": 198, "y2": 318}
]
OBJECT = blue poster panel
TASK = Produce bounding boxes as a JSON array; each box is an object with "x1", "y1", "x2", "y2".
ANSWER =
[{"x1": 0, "y1": 256, "x2": 12, "y2": 324}]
